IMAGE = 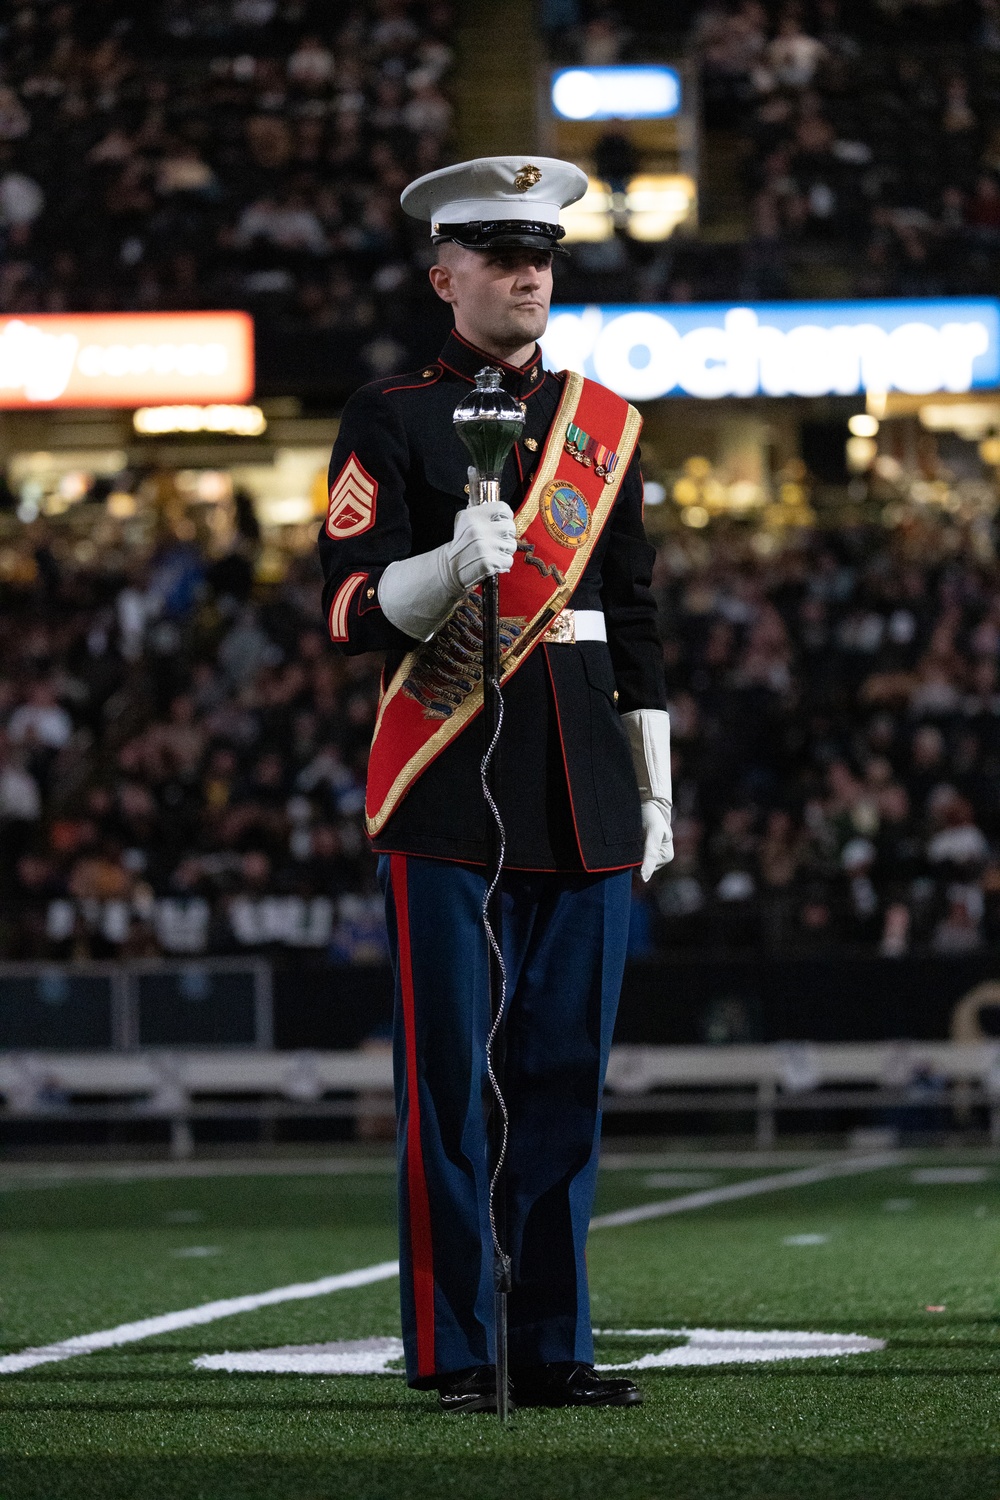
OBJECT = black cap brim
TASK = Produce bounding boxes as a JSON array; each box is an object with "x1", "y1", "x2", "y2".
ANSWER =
[{"x1": 431, "y1": 220, "x2": 568, "y2": 254}]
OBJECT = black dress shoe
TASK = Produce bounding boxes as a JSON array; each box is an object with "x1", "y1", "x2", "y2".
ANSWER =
[
  {"x1": 437, "y1": 1364, "x2": 515, "y2": 1413},
  {"x1": 513, "y1": 1361, "x2": 643, "y2": 1408}
]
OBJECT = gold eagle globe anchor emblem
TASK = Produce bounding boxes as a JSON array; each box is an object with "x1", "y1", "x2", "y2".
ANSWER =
[{"x1": 513, "y1": 164, "x2": 542, "y2": 192}]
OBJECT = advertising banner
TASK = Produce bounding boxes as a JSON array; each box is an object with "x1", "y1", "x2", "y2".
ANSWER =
[
  {"x1": 0, "y1": 311, "x2": 254, "y2": 408},
  {"x1": 541, "y1": 299, "x2": 1000, "y2": 402}
]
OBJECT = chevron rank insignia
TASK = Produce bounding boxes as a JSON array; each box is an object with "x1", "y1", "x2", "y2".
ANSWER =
[{"x1": 326, "y1": 454, "x2": 377, "y2": 538}]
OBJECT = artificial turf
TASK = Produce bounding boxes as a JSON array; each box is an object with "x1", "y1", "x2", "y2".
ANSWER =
[{"x1": 2, "y1": 1151, "x2": 1000, "y2": 1500}]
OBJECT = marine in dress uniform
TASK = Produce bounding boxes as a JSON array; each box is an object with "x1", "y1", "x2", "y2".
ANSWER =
[{"x1": 318, "y1": 156, "x2": 674, "y2": 1411}]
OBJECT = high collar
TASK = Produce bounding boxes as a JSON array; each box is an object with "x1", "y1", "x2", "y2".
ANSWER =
[{"x1": 439, "y1": 328, "x2": 547, "y2": 399}]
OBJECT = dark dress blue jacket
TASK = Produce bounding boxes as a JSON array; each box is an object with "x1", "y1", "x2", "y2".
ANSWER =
[{"x1": 318, "y1": 329, "x2": 666, "y2": 872}]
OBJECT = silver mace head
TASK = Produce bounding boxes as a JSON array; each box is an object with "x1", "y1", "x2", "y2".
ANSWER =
[{"x1": 453, "y1": 367, "x2": 525, "y2": 491}]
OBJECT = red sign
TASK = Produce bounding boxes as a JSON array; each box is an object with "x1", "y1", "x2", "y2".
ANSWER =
[{"x1": 0, "y1": 312, "x2": 254, "y2": 408}]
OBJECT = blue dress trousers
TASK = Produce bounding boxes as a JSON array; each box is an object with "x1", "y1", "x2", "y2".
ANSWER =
[{"x1": 379, "y1": 853, "x2": 632, "y2": 1386}]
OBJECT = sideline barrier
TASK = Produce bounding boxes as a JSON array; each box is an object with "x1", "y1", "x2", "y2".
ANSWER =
[
  {"x1": 2, "y1": 1041, "x2": 1000, "y2": 1157},
  {"x1": 0, "y1": 960, "x2": 272, "y2": 1051}
]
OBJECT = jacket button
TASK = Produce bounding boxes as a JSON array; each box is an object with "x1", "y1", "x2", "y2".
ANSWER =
[
  {"x1": 423, "y1": 367, "x2": 435, "y2": 378},
  {"x1": 366, "y1": 587, "x2": 375, "y2": 599},
  {"x1": 613, "y1": 690, "x2": 619, "y2": 703}
]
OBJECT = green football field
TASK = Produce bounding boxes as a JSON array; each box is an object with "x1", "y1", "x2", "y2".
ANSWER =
[{"x1": 3, "y1": 1147, "x2": 1000, "y2": 1500}]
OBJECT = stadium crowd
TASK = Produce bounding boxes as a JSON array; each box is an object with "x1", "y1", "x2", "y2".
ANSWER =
[
  {"x1": 0, "y1": 0, "x2": 453, "y2": 342},
  {"x1": 542, "y1": 0, "x2": 1000, "y2": 304},
  {"x1": 692, "y1": 0, "x2": 1000, "y2": 301},
  {"x1": 2, "y1": 503, "x2": 1000, "y2": 963}
]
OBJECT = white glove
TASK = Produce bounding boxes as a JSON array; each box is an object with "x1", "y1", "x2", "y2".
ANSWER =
[
  {"x1": 622, "y1": 708, "x2": 674, "y2": 882},
  {"x1": 377, "y1": 502, "x2": 516, "y2": 642}
]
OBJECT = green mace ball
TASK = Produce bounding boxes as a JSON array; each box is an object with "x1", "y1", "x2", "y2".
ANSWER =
[{"x1": 453, "y1": 367, "x2": 525, "y2": 484}]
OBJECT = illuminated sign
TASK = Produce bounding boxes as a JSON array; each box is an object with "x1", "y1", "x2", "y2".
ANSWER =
[
  {"x1": 551, "y1": 66, "x2": 681, "y2": 121},
  {"x1": 0, "y1": 312, "x2": 254, "y2": 408},
  {"x1": 133, "y1": 404, "x2": 266, "y2": 436},
  {"x1": 541, "y1": 300, "x2": 1000, "y2": 401}
]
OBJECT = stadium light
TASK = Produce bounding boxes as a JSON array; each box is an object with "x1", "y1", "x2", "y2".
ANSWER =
[
  {"x1": 133, "y1": 404, "x2": 267, "y2": 436},
  {"x1": 918, "y1": 401, "x2": 1000, "y2": 437},
  {"x1": 541, "y1": 300, "x2": 1000, "y2": 401},
  {"x1": 847, "y1": 413, "x2": 879, "y2": 437},
  {"x1": 551, "y1": 66, "x2": 681, "y2": 121},
  {"x1": 561, "y1": 175, "x2": 696, "y2": 243}
]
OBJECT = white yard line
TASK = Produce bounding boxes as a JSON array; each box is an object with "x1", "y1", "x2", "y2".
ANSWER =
[
  {"x1": 0, "y1": 1149, "x2": 853, "y2": 1190},
  {"x1": 0, "y1": 1157, "x2": 397, "y2": 1191},
  {"x1": 0, "y1": 1149, "x2": 906, "y2": 1378},
  {"x1": 589, "y1": 1150, "x2": 905, "y2": 1229},
  {"x1": 0, "y1": 1261, "x2": 400, "y2": 1375},
  {"x1": 600, "y1": 1150, "x2": 860, "y2": 1170}
]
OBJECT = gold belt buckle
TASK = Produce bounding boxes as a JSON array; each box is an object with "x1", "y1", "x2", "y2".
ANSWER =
[{"x1": 544, "y1": 609, "x2": 576, "y2": 644}]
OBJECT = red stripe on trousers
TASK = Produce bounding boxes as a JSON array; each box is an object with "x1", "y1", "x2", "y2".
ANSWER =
[{"x1": 391, "y1": 853, "x2": 436, "y2": 1378}]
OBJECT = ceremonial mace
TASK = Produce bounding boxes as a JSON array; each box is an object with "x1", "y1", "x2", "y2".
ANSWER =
[{"x1": 453, "y1": 368, "x2": 525, "y2": 1422}]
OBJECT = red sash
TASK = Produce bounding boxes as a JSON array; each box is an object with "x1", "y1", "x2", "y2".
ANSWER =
[{"x1": 365, "y1": 371, "x2": 642, "y2": 836}]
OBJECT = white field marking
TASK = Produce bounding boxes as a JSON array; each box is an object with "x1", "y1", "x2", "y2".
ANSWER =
[
  {"x1": 600, "y1": 1150, "x2": 849, "y2": 1170},
  {"x1": 0, "y1": 1157, "x2": 397, "y2": 1191},
  {"x1": 594, "y1": 1328, "x2": 885, "y2": 1370},
  {"x1": 910, "y1": 1167, "x2": 993, "y2": 1185},
  {"x1": 194, "y1": 1328, "x2": 885, "y2": 1377},
  {"x1": 643, "y1": 1171, "x2": 718, "y2": 1188},
  {"x1": 196, "y1": 1337, "x2": 406, "y2": 1376},
  {"x1": 0, "y1": 1147, "x2": 899, "y2": 1190},
  {"x1": 589, "y1": 1150, "x2": 905, "y2": 1229},
  {"x1": 782, "y1": 1233, "x2": 830, "y2": 1246},
  {"x1": 0, "y1": 1260, "x2": 400, "y2": 1376},
  {"x1": 170, "y1": 1246, "x2": 222, "y2": 1258},
  {"x1": 0, "y1": 1150, "x2": 903, "y2": 1378}
]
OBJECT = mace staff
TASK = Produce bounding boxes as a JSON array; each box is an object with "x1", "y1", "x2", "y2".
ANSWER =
[{"x1": 453, "y1": 366, "x2": 524, "y2": 1423}]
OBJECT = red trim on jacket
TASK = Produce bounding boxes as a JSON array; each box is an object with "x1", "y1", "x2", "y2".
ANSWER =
[
  {"x1": 381, "y1": 371, "x2": 442, "y2": 394},
  {"x1": 452, "y1": 330, "x2": 543, "y2": 376},
  {"x1": 374, "y1": 844, "x2": 638, "y2": 873},
  {"x1": 391, "y1": 854, "x2": 437, "y2": 1379},
  {"x1": 439, "y1": 353, "x2": 548, "y2": 399},
  {"x1": 357, "y1": 574, "x2": 383, "y2": 615},
  {"x1": 542, "y1": 644, "x2": 588, "y2": 870},
  {"x1": 518, "y1": 371, "x2": 549, "y2": 399},
  {"x1": 438, "y1": 356, "x2": 475, "y2": 382},
  {"x1": 328, "y1": 573, "x2": 367, "y2": 642}
]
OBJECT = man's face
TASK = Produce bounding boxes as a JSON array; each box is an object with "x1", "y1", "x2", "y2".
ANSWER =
[{"x1": 429, "y1": 245, "x2": 553, "y2": 355}]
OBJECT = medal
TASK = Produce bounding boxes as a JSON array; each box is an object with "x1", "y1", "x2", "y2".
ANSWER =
[{"x1": 564, "y1": 422, "x2": 619, "y2": 483}]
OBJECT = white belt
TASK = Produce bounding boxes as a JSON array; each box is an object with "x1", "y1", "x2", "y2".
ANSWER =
[{"x1": 543, "y1": 608, "x2": 606, "y2": 644}]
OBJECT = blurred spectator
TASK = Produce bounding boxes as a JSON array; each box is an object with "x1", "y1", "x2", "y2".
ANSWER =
[
  {"x1": 3, "y1": 506, "x2": 1000, "y2": 960},
  {"x1": 0, "y1": 1, "x2": 453, "y2": 331},
  {"x1": 594, "y1": 130, "x2": 640, "y2": 196},
  {"x1": 686, "y1": 0, "x2": 1000, "y2": 301},
  {"x1": 7, "y1": 683, "x2": 72, "y2": 750},
  {"x1": 644, "y1": 515, "x2": 1000, "y2": 958}
]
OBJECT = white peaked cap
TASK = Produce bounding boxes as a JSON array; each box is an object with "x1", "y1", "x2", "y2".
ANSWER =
[{"x1": 400, "y1": 155, "x2": 588, "y2": 239}]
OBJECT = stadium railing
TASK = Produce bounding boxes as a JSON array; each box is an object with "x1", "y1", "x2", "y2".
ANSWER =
[{"x1": 2, "y1": 1038, "x2": 1000, "y2": 1157}]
